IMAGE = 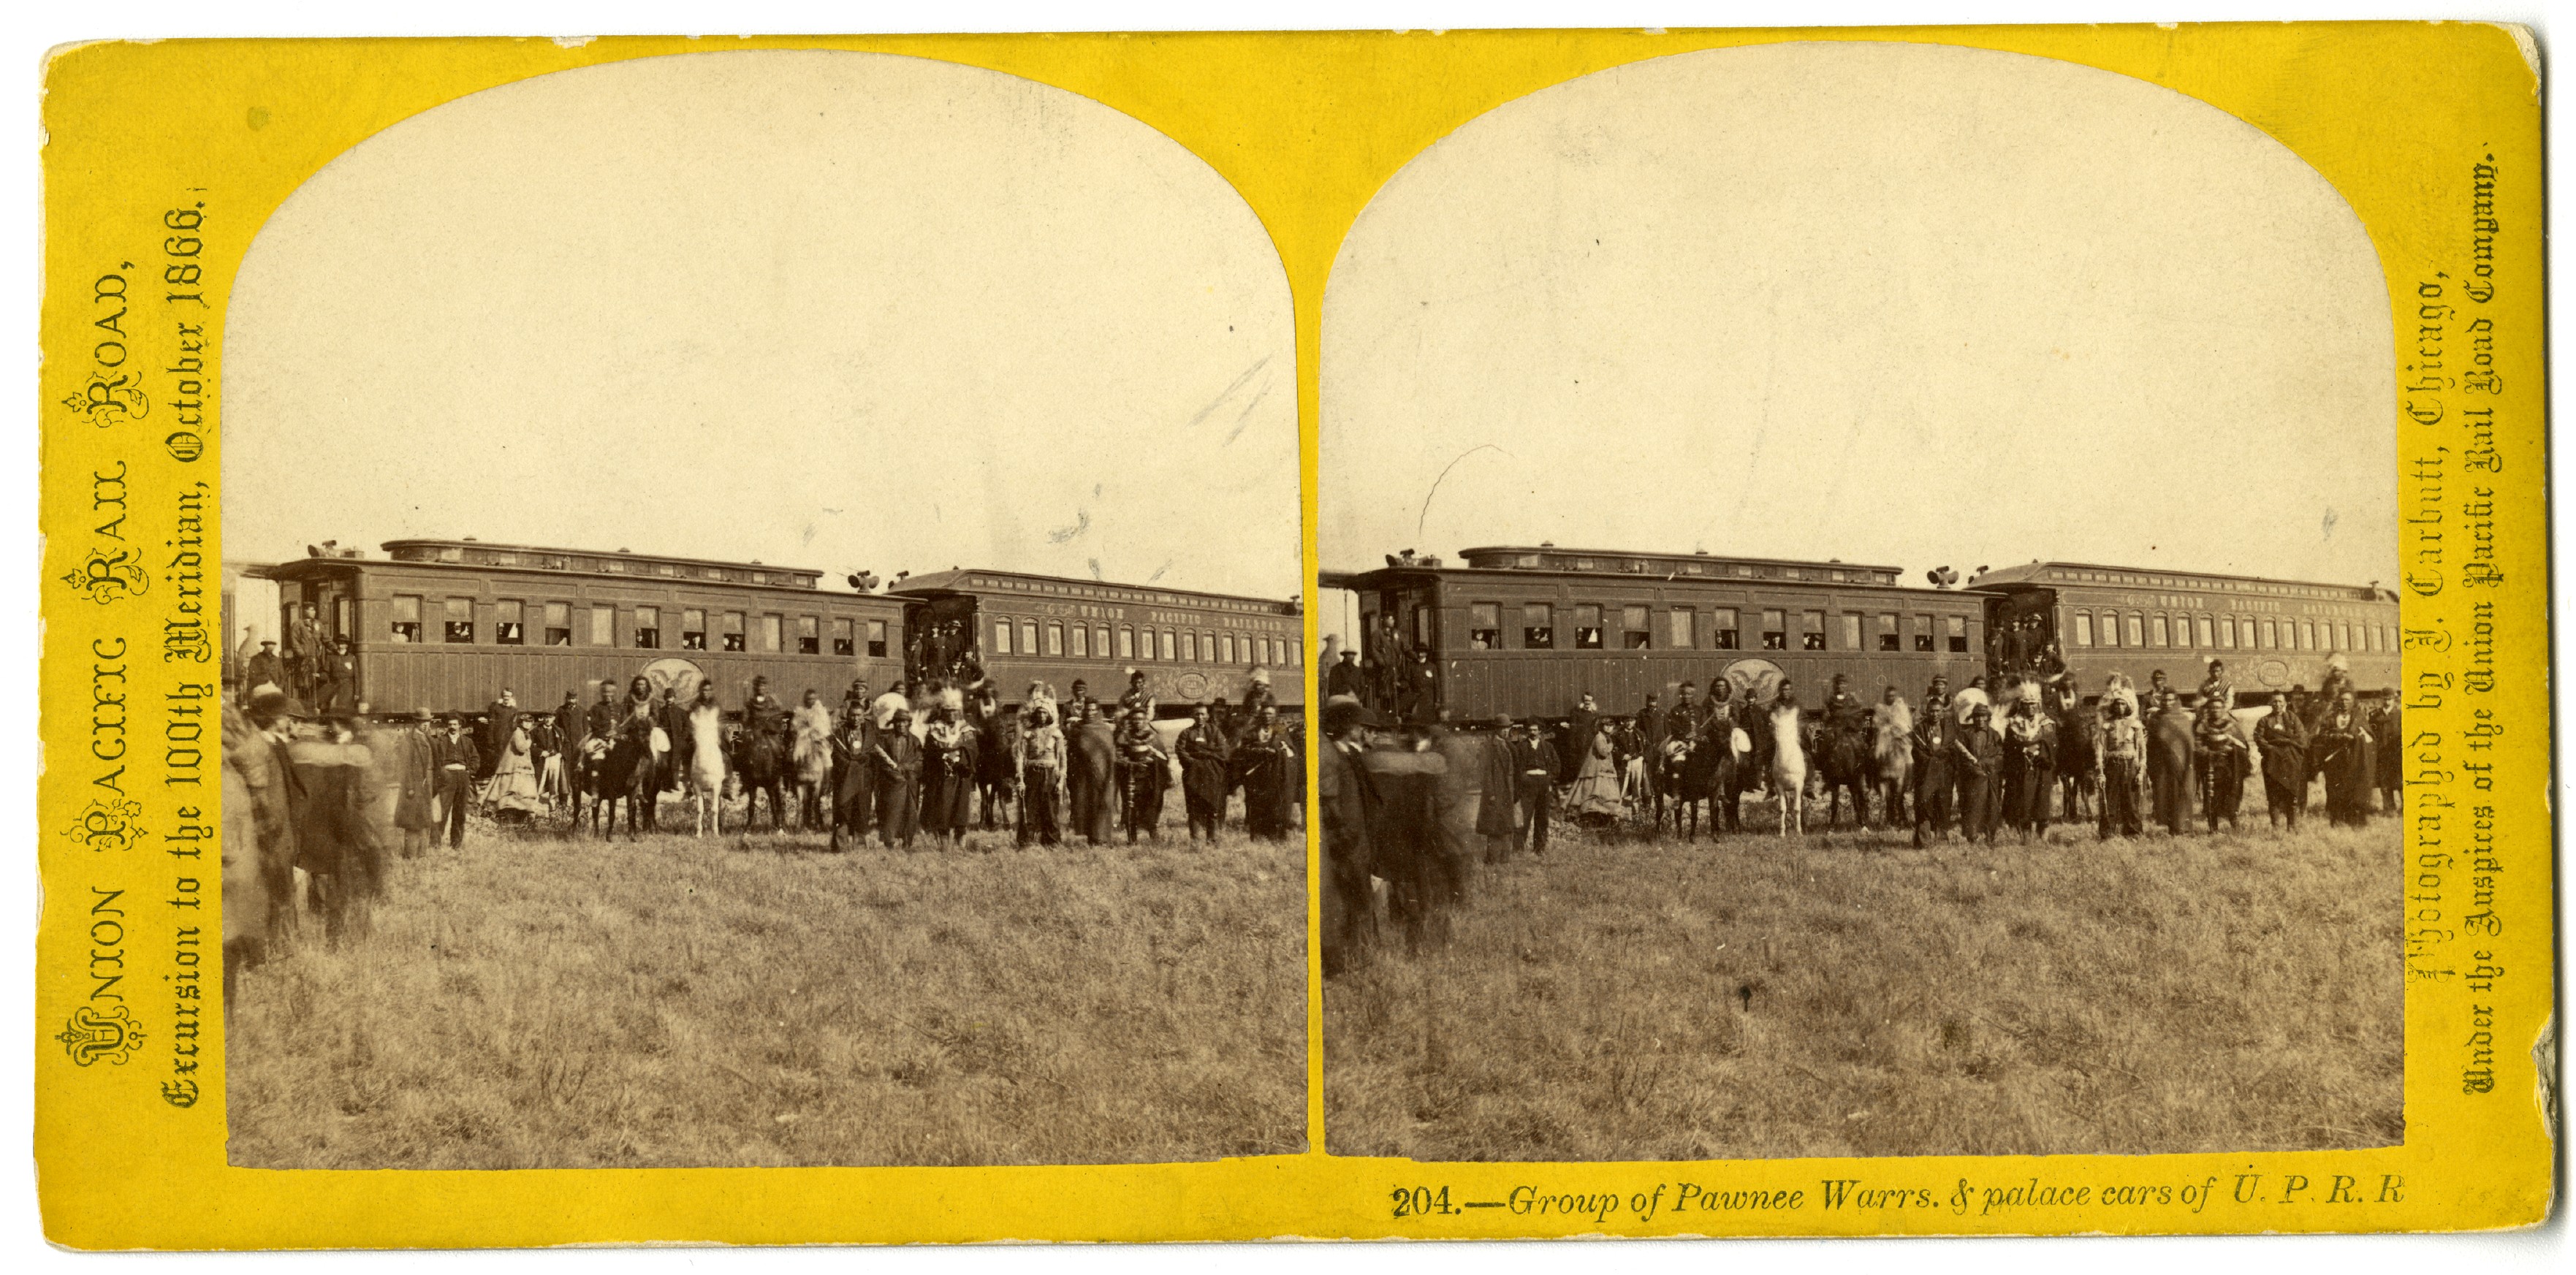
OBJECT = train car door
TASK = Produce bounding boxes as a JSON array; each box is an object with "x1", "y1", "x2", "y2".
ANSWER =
[
  {"x1": 903, "y1": 594, "x2": 980, "y2": 689},
  {"x1": 1982, "y1": 587, "x2": 2061, "y2": 685}
]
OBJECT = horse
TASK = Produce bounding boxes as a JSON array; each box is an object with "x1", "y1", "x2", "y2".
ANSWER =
[
  {"x1": 1872, "y1": 699, "x2": 1914, "y2": 829},
  {"x1": 791, "y1": 720, "x2": 834, "y2": 832},
  {"x1": 973, "y1": 707, "x2": 1019, "y2": 832},
  {"x1": 1657, "y1": 730, "x2": 1741, "y2": 842},
  {"x1": 1814, "y1": 717, "x2": 1875, "y2": 830},
  {"x1": 1768, "y1": 704, "x2": 1808, "y2": 837},
  {"x1": 683, "y1": 715, "x2": 727, "y2": 838},
  {"x1": 2056, "y1": 691, "x2": 2100, "y2": 819},
  {"x1": 580, "y1": 734, "x2": 659, "y2": 840},
  {"x1": 731, "y1": 719, "x2": 794, "y2": 832}
]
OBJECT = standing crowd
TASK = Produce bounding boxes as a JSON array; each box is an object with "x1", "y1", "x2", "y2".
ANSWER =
[{"x1": 1317, "y1": 654, "x2": 2403, "y2": 978}]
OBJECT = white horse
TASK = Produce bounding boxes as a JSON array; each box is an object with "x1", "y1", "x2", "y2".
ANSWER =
[
  {"x1": 1873, "y1": 697, "x2": 1914, "y2": 826},
  {"x1": 1769, "y1": 704, "x2": 1808, "y2": 837},
  {"x1": 685, "y1": 702, "x2": 728, "y2": 836}
]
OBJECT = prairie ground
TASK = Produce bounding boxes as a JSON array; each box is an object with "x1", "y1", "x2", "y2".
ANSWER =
[
  {"x1": 228, "y1": 806, "x2": 1307, "y2": 1168},
  {"x1": 1326, "y1": 806, "x2": 2401, "y2": 1162}
]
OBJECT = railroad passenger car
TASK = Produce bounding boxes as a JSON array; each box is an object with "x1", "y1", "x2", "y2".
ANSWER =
[
  {"x1": 254, "y1": 538, "x2": 908, "y2": 716},
  {"x1": 1322, "y1": 544, "x2": 1989, "y2": 723},
  {"x1": 889, "y1": 568, "x2": 1304, "y2": 718},
  {"x1": 1964, "y1": 561, "x2": 2401, "y2": 702}
]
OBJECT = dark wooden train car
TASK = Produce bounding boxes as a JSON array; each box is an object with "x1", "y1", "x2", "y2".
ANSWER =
[
  {"x1": 889, "y1": 568, "x2": 1304, "y2": 718},
  {"x1": 1965, "y1": 561, "x2": 2401, "y2": 703},
  {"x1": 257, "y1": 538, "x2": 908, "y2": 716},
  {"x1": 1323, "y1": 544, "x2": 1989, "y2": 723}
]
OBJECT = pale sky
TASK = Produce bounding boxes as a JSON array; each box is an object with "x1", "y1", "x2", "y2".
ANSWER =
[
  {"x1": 1321, "y1": 41, "x2": 2395, "y2": 600},
  {"x1": 229, "y1": 50, "x2": 1297, "y2": 600}
]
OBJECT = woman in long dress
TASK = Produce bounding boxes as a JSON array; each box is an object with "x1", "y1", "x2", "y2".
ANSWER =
[
  {"x1": 1568, "y1": 724, "x2": 1625, "y2": 828},
  {"x1": 480, "y1": 717, "x2": 546, "y2": 821}
]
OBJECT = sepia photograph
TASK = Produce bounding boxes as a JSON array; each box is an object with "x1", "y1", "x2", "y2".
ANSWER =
[
  {"x1": 216, "y1": 49, "x2": 1308, "y2": 1168},
  {"x1": 1316, "y1": 42, "x2": 2405, "y2": 1161}
]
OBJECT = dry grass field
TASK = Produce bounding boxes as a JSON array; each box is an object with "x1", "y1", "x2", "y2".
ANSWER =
[
  {"x1": 228, "y1": 809, "x2": 1307, "y2": 1168},
  {"x1": 1326, "y1": 811, "x2": 2402, "y2": 1162}
]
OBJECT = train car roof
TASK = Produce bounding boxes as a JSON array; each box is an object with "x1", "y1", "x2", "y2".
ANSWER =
[
  {"x1": 257, "y1": 539, "x2": 892, "y2": 603},
  {"x1": 1325, "y1": 554, "x2": 1966, "y2": 599},
  {"x1": 888, "y1": 567, "x2": 1299, "y2": 614},
  {"x1": 1456, "y1": 544, "x2": 1904, "y2": 577},
  {"x1": 1969, "y1": 560, "x2": 2397, "y2": 601}
]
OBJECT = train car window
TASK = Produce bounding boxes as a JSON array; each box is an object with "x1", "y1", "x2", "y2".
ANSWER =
[
  {"x1": 495, "y1": 600, "x2": 525, "y2": 646},
  {"x1": 335, "y1": 598, "x2": 352, "y2": 639},
  {"x1": 1046, "y1": 623, "x2": 1065, "y2": 657},
  {"x1": 1218, "y1": 633, "x2": 1234, "y2": 664},
  {"x1": 1800, "y1": 611, "x2": 1825, "y2": 652},
  {"x1": 2300, "y1": 621, "x2": 2316, "y2": 650},
  {"x1": 2072, "y1": 612, "x2": 2093, "y2": 647},
  {"x1": 1160, "y1": 629, "x2": 1177, "y2": 661},
  {"x1": 390, "y1": 594, "x2": 422, "y2": 643},
  {"x1": 1622, "y1": 605, "x2": 1652, "y2": 650},
  {"x1": 867, "y1": 620, "x2": 888, "y2": 658},
  {"x1": 2124, "y1": 613, "x2": 2144, "y2": 647},
  {"x1": 1289, "y1": 636, "x2": 1301, "y2": 666},
  {"x1": 2214, "y1": 615, "x2": 2233, "y2": 649},
  {"x1": 1948, "y1": 615, "x2": 1969, "y2": 653},
  {"x1": 444, "y1": 596, "x2": 475, "y2": 644},
  {"x1": 1839, "y1": 614, "x2": 1861, "y2": 651},
  {"x1": 1095, "y1": 626, "x2": 1112, "y2": 660},
  {"x1": 681, "y1": 609, "x2": 707, "y2": 650},
  {"x1": 1712, "y1": 608, "x2": 1740, "y2": 650},
  {"x1": 719, "y1": 612, "x2": 744, "y2": 651},
  {"x1": 2338, "y1": 622, "x2": 2353, "y2": 652},
  {"x1": 797, "y1": 615, "x2": 818, "y2": 655},
  {"x1": 1760, "y1": 609, "x2": 1786, "y2": 650},
  {"x1": 1877, "y1": 613, "x2": 1900, "y2": 651},
  {"x1": 1072, "y1": 625, "x2": 1090, "y2": 659},
  {"x1": 1410, "y1": 606, "x2": 1433, "y2": 649},
  {"x1": 634, "y1": 606, "x2": 661, "y2": 650},
  {"x1": 1119, "y1": 626, "x2": 1135, "y2": 660},
  {"x1": 834, "y1": 618, "x2": 854, "y2": 657},
  {"x1": 2196, "y1": 615, "x2": 2214, "y2": 647},
  {"x1": 1573, "y1": 605, "x2": 1604, "y2": 650},
  {"x1": 759, "y1": 614, "x2": 780, "y2": 653},
  {"x1": 2150, "y1": 614, "x2": 2168, "y2": 647},
  {"x1": 1523, "y1": 604, "x2": 1554, "y2": 650},
  {"x1": 1470, "y1": 604, "x2": 1501, "y2": 650},
  {"x1": 544, "y1": 601, "x2": 571, "y2": 647},
  {"x1": 1020, "y1": 621, "x2": 1039, "y2": 658},
  {"x1": 2238, "y1": 618, "x2": 2255, "y2": 650},
  {"x1": 992, "y1": 620, "x2": 1012, "y2": 655},
  {"x1": 1667, "y1": 609, "x2": 1695, "y2": 649},
  {"x1": 1912, "y1": 614, "x2": 1934, "y2": 652},
  {"x1": 2257, "y1": 620, "x2": 2275, "y2": 649}
]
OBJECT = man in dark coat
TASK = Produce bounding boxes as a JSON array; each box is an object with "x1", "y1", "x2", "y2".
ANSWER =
[
  {"x1": 829, "y1": 709, "x2": 874, "y2": 851},
  {"x1": 392, "y1": 709, "x2": 437, "y2": 859},
  {"x1": 1952, "y1": 704, "x2": 2002, "y2": 843},
  {"x1": 480, "y1": 690, "x2": 516, "y2": 780},
  {"x1": 1318, "y1": 699, "x2": 1378, "y2": 977},
  {"x1": 243, "y1": 639, "x2": 285, "y2": 699},
  {"x1": 1326, "y1": 651, "x2": 1366, "y2": 701},
  {"x1": 1509, "y1": 718, "x2": 1559, "y2": 856},
  {"x1": 871, "y1": 708, "x2": 922, "y2": 848},
  {"x1": 655, "y1": 685, "x2": 689, "y2": 793},
  {"x1": 1231, "y1": 707, "x2": 1299, "y2": 842},
  {"x1": 1911, "y1": 695, "x2": 1957, "y2": 845},
  {"x1": 1360, "y1": 726, "x2": 1450, "y2": 951},
  {"x1": 289, "y1": 715, "x2": 384, "y2": 944},
  {"x1": 2372, "y1": 700, "x2": 2404, "y2": 814},
  {"x1": 430, "y1": 714, "x2": 480, "y2": 849},
  {"x1": 585, "y1": 681, "x2": 618, "y2": 750},
  {"x1": 2254, "y1": 699, "x2": 2308, "y2": 828},
  {"x1": 1565, "y1": 693, "x2": 1600, "y2": 783},
  {"x1": 1177, "y1": 704, "x2": 1231, "y2": 841},
  {"x1": 1114, "y1": 708, "x2": 1168, "y2": 842},
  {"x1": 2146, "y1": 690, "x2": 2197, "y2": 834}
]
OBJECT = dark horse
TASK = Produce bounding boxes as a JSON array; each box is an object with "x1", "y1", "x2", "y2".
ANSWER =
[
  {"x1": 1654, "y1": 733, "x2": 1740, "y2": 841},
  {"x1": 1814, "y1": 718, "x2": 1877, "y2": 829},
  {"x1": 973, "y1": 707, "x2": 1019, "y2": 832},
  {"x1": 580, "y1": 734, "x2": 660, "y2": 840},
  {"x1": 2056, "y1": 687, "x2": 2100, "y2": 820},
  {"x1": 730, "y1": 718, "x2": 794, "y2": 831}
]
